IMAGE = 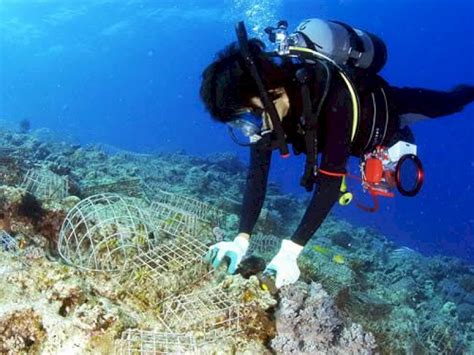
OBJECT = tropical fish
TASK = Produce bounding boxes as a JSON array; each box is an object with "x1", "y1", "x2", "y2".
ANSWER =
[
  {"x1": 332, "y1": 254, "x2": 345, "y2": 264},
  {"x1": 313, "y1": 244, "x2": 330, "y2": 255}
]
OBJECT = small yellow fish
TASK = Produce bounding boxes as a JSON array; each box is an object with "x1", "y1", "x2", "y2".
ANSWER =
[
  {"x1": 18, "y1": 239, "x2": 27, "y2": 249},
  {"x1": 313, "y1": 245, "x2": 330, "y2": 255},
  {"x1": 332, "y1": 254, "x2": 345, "y2": 264}
]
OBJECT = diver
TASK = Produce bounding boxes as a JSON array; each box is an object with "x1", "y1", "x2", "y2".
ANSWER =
[{"x1": 200, "y1": 19, "x2": 474, "y2": 289}]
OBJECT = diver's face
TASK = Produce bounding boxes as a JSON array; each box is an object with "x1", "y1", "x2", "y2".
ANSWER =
[
  {"x1": 247, "y1": 88, "x2": 289, "y2": 130},
  {"x1": 226, "y1": 88, "x2": 289, "y2": 146}
]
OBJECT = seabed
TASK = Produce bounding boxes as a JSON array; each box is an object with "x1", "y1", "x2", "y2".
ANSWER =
[{"x1": 0, "y1": 127, "x2": 472, "y2": 354}]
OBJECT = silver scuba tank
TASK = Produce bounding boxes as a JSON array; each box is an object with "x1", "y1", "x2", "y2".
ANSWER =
[{"x1": 293, "y1": 18, "x2": 387, "y2": 73}]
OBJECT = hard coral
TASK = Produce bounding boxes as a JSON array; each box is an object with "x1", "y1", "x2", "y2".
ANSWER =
[
  {"x1": 0, "y1": 308, "x2": 46, "y2": 353},
  {"x1": 271, "y1": 282, "x2": 377, "y2": 354}
]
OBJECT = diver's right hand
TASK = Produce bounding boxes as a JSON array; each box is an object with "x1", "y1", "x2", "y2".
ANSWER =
[{"x1": 205, "y1": 234, "x2": 249, "y2": 274}]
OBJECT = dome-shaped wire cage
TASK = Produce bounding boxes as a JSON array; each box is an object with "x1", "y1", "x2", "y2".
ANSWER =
[
  {"x1": 58, "y1": 193, "x2": 159, "y2": 272},
  {"x1": 22, "y1": 166, "x2": 69, "y2": 200}
]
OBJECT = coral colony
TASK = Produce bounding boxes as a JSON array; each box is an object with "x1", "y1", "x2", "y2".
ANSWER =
[{"x1": 0, "y1": 127, "x2": 472, "y2": 354}]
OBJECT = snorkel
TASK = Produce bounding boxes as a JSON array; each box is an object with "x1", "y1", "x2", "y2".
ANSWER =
[{"x1": 235, "y1": 21, "x2": 290, "y2": 158}]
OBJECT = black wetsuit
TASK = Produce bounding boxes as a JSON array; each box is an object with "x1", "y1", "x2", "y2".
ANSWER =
[{"x1": 238, "y1": 63, "x2": 474, "y2": 247}]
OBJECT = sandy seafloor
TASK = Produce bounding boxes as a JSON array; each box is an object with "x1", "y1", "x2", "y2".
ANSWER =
[{"x1": 0, "y1": 126, "x2": 472, "y2": 354}]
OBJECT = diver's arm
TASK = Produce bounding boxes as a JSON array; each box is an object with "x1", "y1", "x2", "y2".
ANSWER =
[
  {"x1": 290, "y1": 144, "x2": 349, "y2": 247},
  {"x1": 390, "y1": 85, "x2": 474, "y2": 117},
  {"x1": 206, "y1": 136, "x2": 272, "y2": 274},
  {"x1": 291, "y1": 84, "x2": 352, "y2": 247},
  {"x1": 238, "y1": 135, "x2": 273, "y2": 235},
  {"x1": 291, "y1": 174, "x2": 342, "y2": 246}
]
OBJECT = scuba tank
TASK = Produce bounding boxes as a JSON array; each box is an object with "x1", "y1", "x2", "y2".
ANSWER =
[
  {"x1": 268, "y1": 18, "x2": 388, "y2": 73},
  {"x1": 264, "y1": 21, "x2": 423, "y2": 212}
]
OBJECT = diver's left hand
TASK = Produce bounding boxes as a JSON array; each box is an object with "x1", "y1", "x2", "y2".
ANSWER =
[
  {"x1": 205, "y1": 235, "x2": 249, "y2": 274},
  {"x1": 265, "y1": 239, "x2": 304, "y2": 289}
]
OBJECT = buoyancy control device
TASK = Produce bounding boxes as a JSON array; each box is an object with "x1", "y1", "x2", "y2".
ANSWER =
[{"x1": 263, "y1": 20, "x2": 424, "y2": 211}]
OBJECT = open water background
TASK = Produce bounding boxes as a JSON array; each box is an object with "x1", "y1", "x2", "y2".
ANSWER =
[{"x1": 0, "y1": 0, "x2": 473, "y2": 261}]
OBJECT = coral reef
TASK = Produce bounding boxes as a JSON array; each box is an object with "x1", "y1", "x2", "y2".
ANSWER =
[
  {"x1": 0, "y1": 127, "x2": 472, "y2": 353},
  {"x1": 271, "y1": 282, "x2": 377, "y2": 354},
  {"x1": 0, "y1": 308, "x2": 45, "y2": 353}
]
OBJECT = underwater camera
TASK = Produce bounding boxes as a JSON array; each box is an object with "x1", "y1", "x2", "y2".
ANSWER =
[
  {"x1": 361, "y1": 141, "x2": 424, "y2": 198},
  {"x1": 341, "y1": 141, "x2": 425, "y2": 212}
]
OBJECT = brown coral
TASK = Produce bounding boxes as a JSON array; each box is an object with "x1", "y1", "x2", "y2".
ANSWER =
[{"x1": 0, "y1": 308, "x2": 46, "y2": 353}]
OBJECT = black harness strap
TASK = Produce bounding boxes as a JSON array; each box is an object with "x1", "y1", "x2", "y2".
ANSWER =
[
  {"x1": 235, "y1": 22, "x2": 289, "y2": 157},
  {"x1": 298, "y1": 68, "x2": 317, "y2": 191},
  {"x1": 298, "y1": 61, "x2": 332, "y2": 192}
]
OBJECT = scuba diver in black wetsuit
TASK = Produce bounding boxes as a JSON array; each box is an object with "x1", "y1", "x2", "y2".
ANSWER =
[{"x1": 200, "y1": 19, "x2": 474, "y2": 289}]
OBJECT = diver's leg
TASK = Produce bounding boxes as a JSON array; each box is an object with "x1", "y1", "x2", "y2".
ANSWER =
[
  {"x1": 390, "y1": 85, "x2": 474, "y2": 120},
  {"x1": 386, "y1": 85, "x2": 474, "y2": 146}
]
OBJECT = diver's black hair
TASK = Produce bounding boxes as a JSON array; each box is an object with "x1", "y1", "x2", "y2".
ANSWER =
[{"x1": 200, "y1": 39, "x2": 290, "y2": 123}]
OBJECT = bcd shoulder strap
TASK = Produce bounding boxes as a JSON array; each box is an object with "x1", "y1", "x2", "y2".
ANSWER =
[{"x1": 298, "y1": 59, "x2": 332, "y2": 191}]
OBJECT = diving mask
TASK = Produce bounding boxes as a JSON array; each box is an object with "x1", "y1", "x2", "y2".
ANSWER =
[{"x1": 227, "y1": 108, "x2": 268, "y2": 146}]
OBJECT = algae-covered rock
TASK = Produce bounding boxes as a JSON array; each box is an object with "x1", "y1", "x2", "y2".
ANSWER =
[{"x1": 62, "y1": 195, "x2": 81, "y2": 211}]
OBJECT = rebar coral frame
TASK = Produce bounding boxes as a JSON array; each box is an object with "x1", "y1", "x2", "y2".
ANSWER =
[
  {"x1": 159, "y1": 286, "x2": 242, "y2": 340},
  {"x1": 248, "y1": 234, "x2": 282, "y2": 257},
  {"x1": 149, "y1": 203, "x2": 198, "y2": 238},
  {"x1": 118, "y1": 235, "x2": 211, "y2": 304},
  {"x1": 21, "y1": 166, "x2": 69, "y2": 200},
  {"x1": 81, "y1": 177, "x2": 144, "y2": 198},
  {"x1": 115, "y1": 329, "x2": 199, "y2": 355},
  {"x1": 152, "y1": 190, "x2": 225, "y2": 226},
  {"x1": 417, "y1": 322, "x2": 463, "y2": 354},
  {"x1": 58, "y1": 193, "x2": 158, "y2": 272},
  {"x1": 0, "y1": 230, "x2": 18, "y2": 254},
  {"x1": 115, "y1": 288, "x2": 242, "y2": 354}
]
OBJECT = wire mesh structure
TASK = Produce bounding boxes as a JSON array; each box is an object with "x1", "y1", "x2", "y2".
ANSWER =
[
  {"x1": 21, "y1": 167, "x2": 69, "y2": 200},
  {"x1": 152, "y1": 190, "x2": 225, "y2": 226},
  {"x1": 117, "y1": 235, "x2": 211, "y2": 305},
  {"x1": 81, "y1": 177, "x2": 144, "y2": 198},
  {"x1": 58, "y1": 193, "x2": 158, "y2": 272},
  {"x1": 0, "y1": 230, "x2": 19, "y2": 254},
  {"x1": 115, "y1": 329, "x2": 199, "y2": 355},
  {"x1": 247, "y1": 234, "x2": 282, "y2": 258},
  {"x1": 149, "y1": 203, "x2": 198, "y2": 238},
  {"x1": 115, "y1": 288, "x2": 242, "y2": 354},
  {"x1": 159, "y1": 286, "x2": 242, "y2": 339},
  {"x1": 417, "y1": 323, "x2": 464, "y2": 354}
]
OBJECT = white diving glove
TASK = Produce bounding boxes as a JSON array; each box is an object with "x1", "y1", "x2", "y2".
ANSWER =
[
  {"x1": 265, "y1": 239, "x2": 304, "y2": 289},
  {"x1": 205, "y1": 234, "x2": 249, "y2": 274}
]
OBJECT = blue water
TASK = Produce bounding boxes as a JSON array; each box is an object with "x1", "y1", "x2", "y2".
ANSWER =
[{"x1": 0, "y1": 0, "x2": 473, "y2": 261}]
